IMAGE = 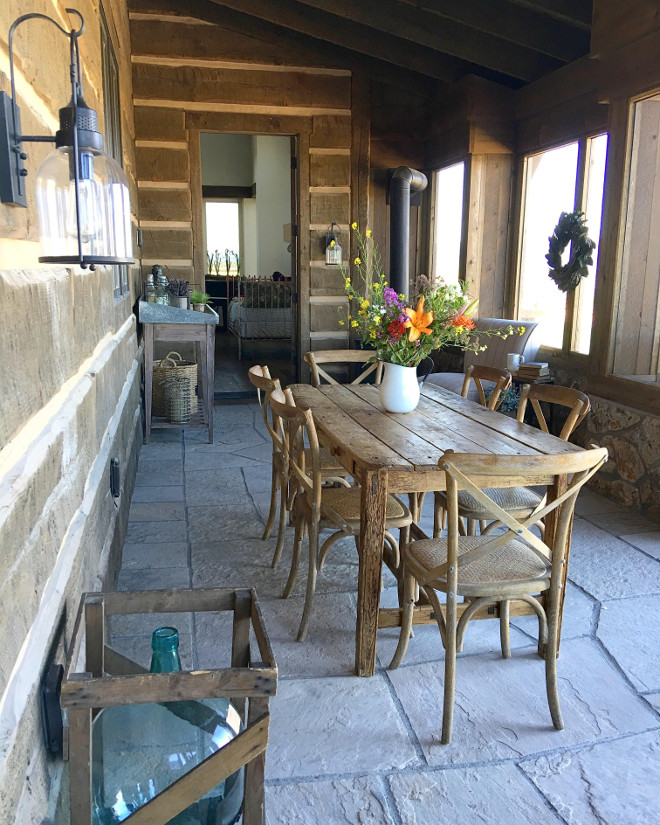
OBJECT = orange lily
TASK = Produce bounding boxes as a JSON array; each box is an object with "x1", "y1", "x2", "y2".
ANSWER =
[{"x1": 404, "y1": 296, "x2": 434, "y2": 342}]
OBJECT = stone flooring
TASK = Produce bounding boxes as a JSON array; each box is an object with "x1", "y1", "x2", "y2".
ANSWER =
[{"x1": 120, "y1": 402, "x2": 660, "y2": 825}]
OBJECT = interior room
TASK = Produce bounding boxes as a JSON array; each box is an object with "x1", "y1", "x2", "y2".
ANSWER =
[{"x1": 1, "y1": 2, "x2": 659, "y2": 824}]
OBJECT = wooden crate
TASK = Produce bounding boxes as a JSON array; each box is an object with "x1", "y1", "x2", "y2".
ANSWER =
[{"x1": 60, "y1": 588, "x2": 277, "y2": 825}]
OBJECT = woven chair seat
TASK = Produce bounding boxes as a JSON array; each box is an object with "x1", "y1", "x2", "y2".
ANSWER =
[
  {"x1": 439, "y1": 485, "x2": 542, "y2": 518},
  {"x1": 305, "y1": 446, "x2": 349, "y2": 475},
  {"x1": 322, "y1": 487, "x2": 409, "y2": 524},
  {"x1": 408, "y1": 535, "x2": 550, "y2": 592}
]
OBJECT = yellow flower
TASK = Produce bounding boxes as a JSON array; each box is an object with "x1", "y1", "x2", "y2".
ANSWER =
[
  {"x1": 403, "y1": 296, "x2": 434, "y2": 342},
  {"x1": 338, "y1": 320, "x2": 345, "y2": 326},
  {"x1": 354, "y1": 257, "x2": 362, "y2": 265},
  {"x1": 330, "y1": 240, "x2": 336, "y2": 247},
  {"x1": 345, "y1": 277, "x2": 351, "y2": 287},
  {"x1": 361, "y1": 299, "x2": 369, "y2": 310},
  {"x1": 351, "y1": 320, "x2": 359, "y2": 328},
  {"x1": 366, "y1": 229, "x2": 372, "y2": 237},
  {"x1": 351, "y1": 221, "x2": 358, "y2": 229}
]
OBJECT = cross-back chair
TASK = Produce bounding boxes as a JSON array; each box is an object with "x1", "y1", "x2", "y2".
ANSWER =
[
  {"x1": 248, "y1": 365, "x2": 352, "y2": 569},
  {"x1": 390, "y1": 446, "x2": 608, "y2": 744},
  {"x1": 424, "y1": 364, "x2": 513, "y2": 534},
  {"x1": 305, "y1": 350, "x2": 384, "y2": 388},
  {"x1": 461, "y1": 363, "x2": 512, "y2": 410},
  {"x1": 435, "y1": 383, "x2": 593, "y2": 539},
  {"x1": 269, "y1": 387, "x2": 412, "y2": 641}
]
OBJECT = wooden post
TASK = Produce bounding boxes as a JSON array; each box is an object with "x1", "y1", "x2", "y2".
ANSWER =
[{"x1": 356, "y1": 468, "x2": 388, "y2": 676}]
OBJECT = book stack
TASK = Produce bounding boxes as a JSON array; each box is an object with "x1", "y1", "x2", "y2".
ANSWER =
[{"x1": 515, "y1": 361, "x2": 550, "y2": 381}]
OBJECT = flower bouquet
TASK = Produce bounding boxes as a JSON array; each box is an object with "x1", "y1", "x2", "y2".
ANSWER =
[{"x1": 340, "y1": 223, "x2": 521, "y2": 412}]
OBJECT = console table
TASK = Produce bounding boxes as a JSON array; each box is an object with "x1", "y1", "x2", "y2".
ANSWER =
[{"x1": 139, "y1": 301, "x2": 219, "y2": 443}]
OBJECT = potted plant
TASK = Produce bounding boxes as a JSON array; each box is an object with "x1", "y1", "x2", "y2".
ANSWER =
[
  {"x1": 167, "y1": 279, "x2": 190, "y2": 309},
  {"x1": 190, "y1": 290, "x2": 211, "y2": 312}
]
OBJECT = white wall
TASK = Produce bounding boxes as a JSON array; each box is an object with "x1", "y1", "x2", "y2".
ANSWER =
[
  {"x1": 253, "y1": 136, "x2": 292, "y2": 277},
  {"x1": 200, "y1": 133, "x2": 253, "y2": 186}
]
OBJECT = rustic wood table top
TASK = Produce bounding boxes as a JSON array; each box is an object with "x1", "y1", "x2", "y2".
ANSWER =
[{"x1": 289, "y1": 382, "x2": 584, "y2": 676}]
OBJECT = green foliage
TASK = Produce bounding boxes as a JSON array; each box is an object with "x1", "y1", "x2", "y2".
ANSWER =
[
  {"x1": 190, "y1": 290, "x2": 211, "y2": 305},
  {"x1": 546, "y1": 211, "x2": 596, "y2": 293}
]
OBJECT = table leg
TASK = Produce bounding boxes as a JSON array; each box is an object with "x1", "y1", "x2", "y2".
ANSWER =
[
  {"x1": 356, "y1": 468, "x2": 388, "y2": 677},
  {"x1": 206, "y1": 324, "x2": 214, "y2": 443},
  {"x1": 144, "y1": 324, "x2": 154, "y2": 444}
]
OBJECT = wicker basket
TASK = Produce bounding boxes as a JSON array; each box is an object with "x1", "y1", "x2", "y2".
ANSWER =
[
  {"x1": 160, "y1": 374, "x2": 193, "y2": 424},
  {"x1": 152, "y1": 351, "x2": 198, "y2": 417}
]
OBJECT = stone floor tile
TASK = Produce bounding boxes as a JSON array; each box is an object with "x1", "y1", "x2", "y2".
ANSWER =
[
  {"x1": 258, "y1": 593, "x2": 358, "y2": 677},
  {"x1": 645, "y1": 692, "x2": 660, "y2": 713},
  {"x1": 266, "y1": 777, "x2": 394, "y2": 825},
  {"x1": 266, "y1": 675, "x2": 418, "y2": 780},
  {"x1": 520, "y1": 730, "x2": 660, "y2": 825},
  {"x1": 620, "y1": 531, "x2": 660, "y2": 561},
  {"x1": 137, "y1": 457, "x2": 183, "y2": 474},
  {"x1": 511, "y1": 581, "x2": 597, "y2": 641},
  {"x1": 597, "y1": 595, "x2": 660, "y2": 692},
  {"x1": 241, "y1": 463, "x2": 273, "y2": 495},
  {"x1": 143, "y1": 429, "x2": 183, "y2": 443},
  {"x1": 213, "y1": 425, "x2": 267, "y2": 446},
  {"x1": 120, "y1": 542, "x2": 188, "y2": 570},
  {"x1": 389, "y1": 764, "x2": 563, "y2": 825},
  {"x1": 376, "y1": 586, "x2": 532, "y2": 669},
  {"x1": 575, "y1": 488, "x2": 627, "y2": 517},
  {"x1": 582, "y1": 508, "x2": 659, "y2": 536},
  {"x1": 184, "y1": 451, "x2": 266, "y2": 472},
  {"x1": 117, "y1": 566, "x2": 190, "y2": 592},
  {"x1": 130, "y1": 485, "x2": 184, "y2": 503},
  {"x1": 125, "y1": 520, "x2": 187, "y2": 544},
  {"x1": 139, "y1": 442, "x2": 184, "y2": 459},
  {"x1": 134, "y1": 469, "x2": 183, "y2": 487},
  {"x1": 193, "y1": 611, "x2": 236, "y2": 670},
  {"x1": 566, "y1": 519, "x2": 660, "y2": 601},
  {"x1": 184, "y1": 471, "x2": 251, "y2": 505},
  {"x1": 187, "y1": 505, "x2": 265, "y2": 544},
  {"x1": 233, "y1": 442, "x2": 273, "y2": 463},
  {"x1": 109, "y1": 611, "x2": 194, "y2": 639},
  {"x1": 387, "y1": 637, "x2": 657, "y2": 766},
  {"x1": 128, "y1": 501, "x2": 185, "y2": 522}
]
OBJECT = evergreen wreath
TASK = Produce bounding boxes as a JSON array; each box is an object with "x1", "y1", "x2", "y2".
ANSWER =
[{"x1": 546, "y1": 210, "x2": 596, "y2": 293}]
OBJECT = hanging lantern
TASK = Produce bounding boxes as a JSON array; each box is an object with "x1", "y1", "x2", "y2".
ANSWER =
[{"x1": 325, "y1": 221, "x2": 342, "y2": 266}]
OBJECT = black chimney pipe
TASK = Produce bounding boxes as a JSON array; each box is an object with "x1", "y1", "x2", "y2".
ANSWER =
[{"x1": 389, "y1": 166, "x2": 428, "y2": 297}]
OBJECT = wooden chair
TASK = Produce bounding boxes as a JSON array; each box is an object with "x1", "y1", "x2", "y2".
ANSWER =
[
  {"x1": 390, "y1": 446, "x2": 608, "y2": 744},
  {"x1": 305, "y1": 350, "x2": 383, "y2": 388},
  {"x1": 248, "y1": 365, "x2": 351, "y2": 569},
  {"x1": 436, "y1": 383, "x2": 592, "y2": 538},
  {"x1": 461, "y1": 363, "x2": 512, "y2": 411},
  {"x1": 426, "y1": 364, "x2": 512, "y2": 534},
  {"x1": 269, "y1": 387, "x2": 412, "y2": 641}
]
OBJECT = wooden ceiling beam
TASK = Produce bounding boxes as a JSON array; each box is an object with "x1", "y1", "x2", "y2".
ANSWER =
[
  {"x1": 507, "y1": 0, "x2": 592, "y2": 31},
  {"x1": 208, "y1": 0, "x2": 560, "y2": 81},
  {"x1": 396, "y1": 0, "x2": 590, "y2": 60},
  {"x1": 128, "y1": 0, "x2": 441, "y2": 96},
  {"x1": 203, "y1": 0, "x2": 474, "y2": 81}
]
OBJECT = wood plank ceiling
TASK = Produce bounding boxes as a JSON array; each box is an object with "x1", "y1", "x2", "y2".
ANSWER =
[{"x1": 130, "y1": 0, "x2": 593, "y2": 89}]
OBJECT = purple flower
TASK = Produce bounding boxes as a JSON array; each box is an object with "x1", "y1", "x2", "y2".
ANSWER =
[
  {"x1": 383, "y1": 287, "x2": 404, "y2": 308},
  {"x1": 397, "y1": 313, "x2": 408, "y2": 325}
]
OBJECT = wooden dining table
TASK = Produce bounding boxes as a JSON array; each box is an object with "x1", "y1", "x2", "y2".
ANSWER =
[{"x1": 289, "y1": 381, "x2": 584, "y2": 677}]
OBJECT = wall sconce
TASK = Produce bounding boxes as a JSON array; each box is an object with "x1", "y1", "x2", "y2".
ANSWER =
[
  {"x1": 0, "y1": 9, "x2": 133, "y2": 270},
  {"x1": 325, "y1": 221, "x2": 342, "y2": 266}
]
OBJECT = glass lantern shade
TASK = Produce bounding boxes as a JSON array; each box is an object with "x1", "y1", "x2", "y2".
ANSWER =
[{"x1": 35, "y1": 145, "x2": 133, "y2": 266}]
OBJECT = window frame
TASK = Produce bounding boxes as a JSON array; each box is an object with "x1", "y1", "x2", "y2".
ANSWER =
[
  {"x1": 513, "y1": 131, "x2": 607, "y2": 358},
  {"x1": 203, "y1": 198, "x2": 244, "y2": 277},
  {"x1": 428, "y1": 160, "x2": 467, "y2": 287},
  {"x1": 100, "y1": 5, "x2": 129, "y2": 302}
]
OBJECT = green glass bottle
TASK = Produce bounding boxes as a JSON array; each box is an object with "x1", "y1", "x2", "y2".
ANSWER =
[{"x1": 91, "y1": 627, "x2": 244, "y2": 825}]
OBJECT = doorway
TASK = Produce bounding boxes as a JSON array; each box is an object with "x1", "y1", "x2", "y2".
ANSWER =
[{"x1": 199, "y1": 133, "x2": 297, "y2": 399}]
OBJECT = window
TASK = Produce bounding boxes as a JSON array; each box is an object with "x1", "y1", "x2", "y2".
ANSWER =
[
  {"x1": 204, "y1": 201, "x2": 241, "y2": 276},
  {"x1": 613, "y1": 92, "x2": 660, "y2": 384},
  {"x1": 430, "y1": 162, "x2": 465, "y2": 286},
  {"x1": 516, "y1": 136, "x2": 607, "y2": 353},
  {"x1": 100, "y1": 7, "x2": 129, "y2": 300}
]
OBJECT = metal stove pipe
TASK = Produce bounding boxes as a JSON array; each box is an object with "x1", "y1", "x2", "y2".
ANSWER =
[{"x1": 389, "y1": 166, "x2": 428, "y2": 297}]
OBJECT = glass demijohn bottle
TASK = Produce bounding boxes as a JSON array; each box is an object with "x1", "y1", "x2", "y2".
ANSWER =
[
  {"x1": 91, "y1": 627, "x2": 244, "y2": 825},
  {"x1": 145, "y1": 273, "x2": 156, "y2": 302}
]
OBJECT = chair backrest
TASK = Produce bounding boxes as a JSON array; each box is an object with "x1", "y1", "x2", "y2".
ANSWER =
[
  {"x1": 248, "y1": 365, "x2": 285, "y2": 453},
  {"x1": 305, "y1": 350, "x2": 383, "y2": 388},
  {"x1": 517, "y1": 384, "x2": 591, "y2": 441},
  {"x1": 268, "y1": 388, "x2": 323, "y2": 513},
  {"x1": 461, "y1": 364, "x2": 512, "y2": 410},
  {"x1": 464, "y1": 318, "x2": 539, "y2": 372},
  {"x1": 418, "y1": 447, "x2": 608, "y2": 589}
]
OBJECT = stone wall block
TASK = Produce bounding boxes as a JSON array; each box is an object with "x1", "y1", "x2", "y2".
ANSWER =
[
  {"x1": 590, "y1": 475, "x2": 642, "y2": 508},
  {"x1": 588, "y1": 399, "x2": 641, "y2": 433},
  {"x1": 601, "y1": 436, "x2": 646, "y2": 483},
  {"x1": 630, "y1": 416, "x2": 660, "y2": 466}
]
